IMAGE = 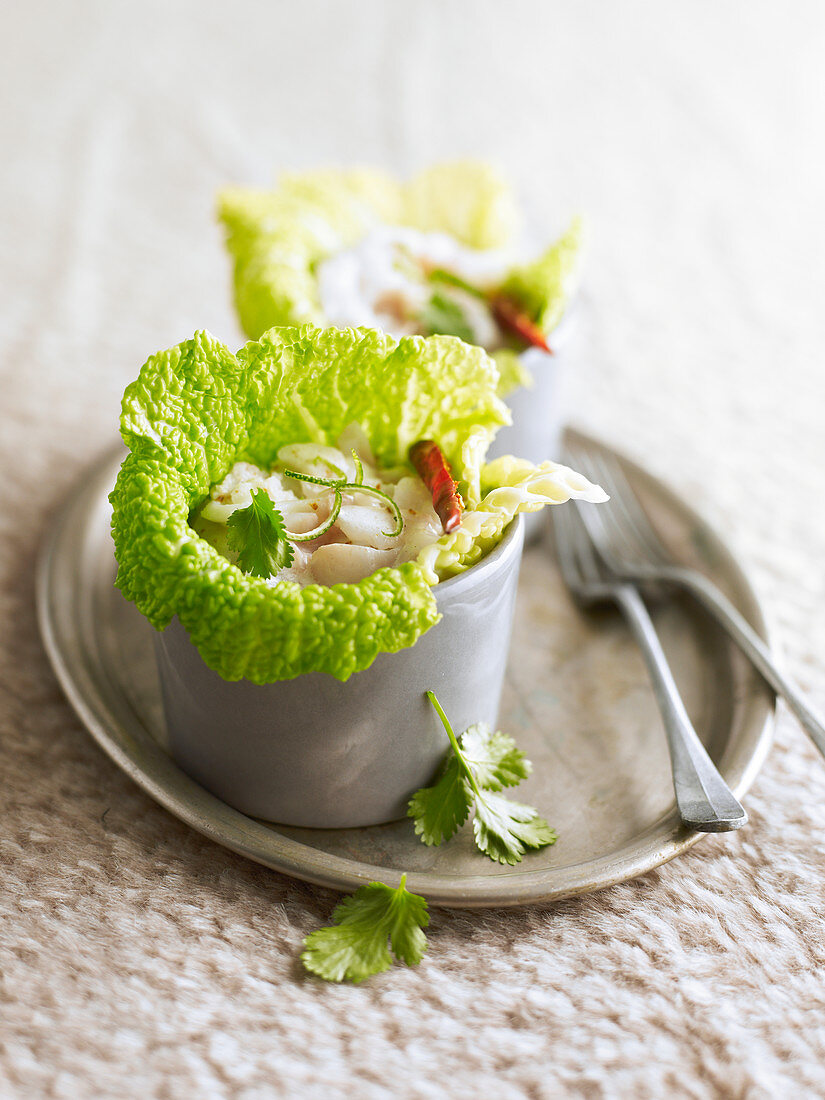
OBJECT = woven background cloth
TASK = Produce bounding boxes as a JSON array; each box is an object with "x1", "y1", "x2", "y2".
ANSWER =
[{"x1": 2, "y1": 2, "x2": 825, "y2": 1097}]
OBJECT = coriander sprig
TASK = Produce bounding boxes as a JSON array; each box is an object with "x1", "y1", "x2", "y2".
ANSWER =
[
  {"x1": 225, "y1": 487, "x2": 335, "y2": 575},
  {"x1": 226, "y1": 489, "x2": 294, "y2": 578},
  {"x1": 408, "y1": 691, "x2": 557, "y2": 865}
]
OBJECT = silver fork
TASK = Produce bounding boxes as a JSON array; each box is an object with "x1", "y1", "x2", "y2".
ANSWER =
[
  {"x1": 552, "y1": 502, "x2": 747, "y2": 832},
  {"x1": 565, "y1": 440, "x2": 825, "y2": 759}
]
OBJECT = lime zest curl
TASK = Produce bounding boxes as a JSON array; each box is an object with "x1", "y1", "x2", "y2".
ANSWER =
[
  {"x1": 286, "y1": 491, "x2": 343, "y2": 543},
  {"x1": 282, "y1": 463, "x2": 404, "y2": 540},
  {"x1": 348, "y1": 483, "x2": 404, "y2": 538},
  {"x1": 351, "y1": 449, "x2": 364, "y2": 487}
]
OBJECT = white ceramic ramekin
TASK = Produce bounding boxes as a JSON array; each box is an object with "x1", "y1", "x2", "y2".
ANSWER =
[
  {"x1": 154, "y1": 517, "x2": 524, "y2": 829},
  {"x1": 487, "y1": 310, "x2": 575, "y2": 469},
  {"x1": 486, "y1": 313, "x2": 574, "y2": 539}
]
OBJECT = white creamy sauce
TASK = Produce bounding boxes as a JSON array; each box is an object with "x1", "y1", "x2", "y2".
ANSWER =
[
  {"x1": 194, "y1": 423, "x2": 444, "y2": 587},
  {"x1": 316, "y1": 226, "x2": 509, "y2": 348}
]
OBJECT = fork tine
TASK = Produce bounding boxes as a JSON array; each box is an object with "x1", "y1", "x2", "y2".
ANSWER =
[
  {"x1": 550, "y1": 502, "x2": 584, "y2": 592},
  {"x1": 567, "y1": 508, "x2": 602, "y2": 589},
  {"x1": 565, "y1": 441, "x2": 671, "y2": 568},
  {"x1": 552, "y1": 502, "x2": 603, "y2": 589},
  {"x1": 568, "y1": 508, "x2": 606, "y2": 586},
  {"x1": 563, "y1": 442, "x2": 641, "y2": 568},
  {"x1": 588, "y1": 449, "x2": 671, "y2": 565},
  {"x1": 567, "y1": 443, "x2": 825, "y2": 766},
  {"x1": 573, "y1": 498, "x2": 634, "y2": 571},
  {"x1": 585, "y1": 487, "x2": 664, "y2": 572}
]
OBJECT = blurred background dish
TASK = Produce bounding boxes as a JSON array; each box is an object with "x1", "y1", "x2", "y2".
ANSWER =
[{"x1": 217, "y1": 162, "x2": 583, "y2": 509}]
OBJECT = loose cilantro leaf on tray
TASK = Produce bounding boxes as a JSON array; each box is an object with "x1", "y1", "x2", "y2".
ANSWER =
[
  {"x1": 226, "y1": 488, "x2": 294, "y2": 579},
  {"x1": 409, "y1": 691, "x2": 556, "y2": 865},
  {"x1": 461, "y1": 723, "x2": 531, "y2": 791},
  {"x1": 407, "y1": 755, "x2": 471, "y2": 847},
  {"x1": 301, "y1": 874, "x2": 429, "y2": 983}
]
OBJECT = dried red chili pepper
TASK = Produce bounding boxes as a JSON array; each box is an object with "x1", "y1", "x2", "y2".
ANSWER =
[
  {"x1": 490, "y1": 295, "x2": 552, "y2": 353},
  {"x1": 409, "y1": 440, "x2": 463, "y2": 534}
]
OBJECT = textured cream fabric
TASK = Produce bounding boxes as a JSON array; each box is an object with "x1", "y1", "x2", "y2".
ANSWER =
[{"x1": 2, "y1": 2, "x2": 825, "y2": 1097}]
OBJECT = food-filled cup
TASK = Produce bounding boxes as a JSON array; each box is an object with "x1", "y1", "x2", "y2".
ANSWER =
[
  {"x1": 154, "y1": 516, "x2": 523, "y2": 828},
  {"x1": 109, "y1": 326, "x2": 605, "y2": 835}
]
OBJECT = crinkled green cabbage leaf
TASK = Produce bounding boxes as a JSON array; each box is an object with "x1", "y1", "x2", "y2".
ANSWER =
[
  {"x1": 110, "y1": 325, "x2": 510, "y2": 684},
  {"x1": 402, "y1": 161, "x2": 520, "y2": 250},
  {"x1": 500, "y1": 217, "x2": 585, "y2": 334}
]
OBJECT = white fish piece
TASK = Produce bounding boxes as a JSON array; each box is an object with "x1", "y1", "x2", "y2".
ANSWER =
[
  {"x1": 262, "y1": 471, "x2": 301, "y2": 502},
  {"x1": 295, "y1": 480, "x2": 334, "y2": 501},
  {"x1": 202, "y1": 470, "x2": 303, "y2": 524},
  {"x1": 393, "y1": 476, "x2": 435, "y2": 514},
  {"x1": 396, "y1": 516, "x2": 444, "y2": 562},
  {"x1": 217, "y1": 483, "x2": 261, "y2": 516},
  {"x1": 336, "y1": 503, "x2": 399, "y2": 551},
  {"x1": 344, "y1": 486, "x2": 395, "y2": 509},
  {"x1": 266, "y1": 542, "x2": 313, "y2": 587},
  {"x1": 336, "y1": 421, "x2": 377, "y2": 468},
  {"x1": 200, "y1": 499, "x2": 242, "y2": 523},
  {"x1": 310, "y1": 543, "x2": 398, "y2": 586},
  {"x1": 211, "y1": 461, "x2": 268, "y2": 498},
  {"x1": 281, "y1": 499, "x2": 332, "y2": 535},
  {"x1": 318, "y1": 228, "x2": 422, "y2": 335}
]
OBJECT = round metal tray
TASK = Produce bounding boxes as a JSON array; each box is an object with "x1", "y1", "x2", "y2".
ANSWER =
[{"x1": 36, "y1": 429, "x2": 774, "y2": 907}]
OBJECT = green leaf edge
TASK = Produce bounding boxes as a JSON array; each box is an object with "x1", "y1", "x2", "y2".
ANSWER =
[{"x1": 300, "y1": 874, "x2": 429, "y2": 984}]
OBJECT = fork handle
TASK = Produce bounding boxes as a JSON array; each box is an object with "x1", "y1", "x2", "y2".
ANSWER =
[
  {"x1": 675, "y1": 570, "x2": 825, "y2": 758},
  {"x1": 614, "y1": 585, "x2": 748, "y2": 832}
]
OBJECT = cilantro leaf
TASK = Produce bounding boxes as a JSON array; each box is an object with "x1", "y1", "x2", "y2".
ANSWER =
[
  {"x1": 460, "y1": 723, "x2": 531, "y2": 791},
  {"x1": 408, "y1": 692, "x2": 556, "y2": 865},
  {"x1": 226, "y1": 488, "x2": 294, "y2": 579},
  {"x1": 301, "y1": 875, "x2": 429, "y2": 983},
  {"x1": 407, "y1": 724, "x2": 529, "y2": 844},
  {"x1": 419, "y1": 291, "x2": 475, "y2": 343},
  {"x1": 473, "y1": 790, "x2": 557, "y2": 866},
  {"x1": 407, "y1": 756, "x2": 472, "y2": 846}
]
